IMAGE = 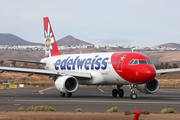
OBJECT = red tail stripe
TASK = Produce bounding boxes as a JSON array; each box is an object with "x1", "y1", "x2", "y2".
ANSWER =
[{"x1": 43, "y1": 17, "x2": 61, "y2": 57}]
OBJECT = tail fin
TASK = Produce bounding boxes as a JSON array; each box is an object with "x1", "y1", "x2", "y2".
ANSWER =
[{"x1": 43, "y1": 17, "x2": 61, "y2": 57}]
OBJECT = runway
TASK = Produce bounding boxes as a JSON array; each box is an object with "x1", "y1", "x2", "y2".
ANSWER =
[{"x1": 0, "y1": 86, "x2": 180, "y2": 112}]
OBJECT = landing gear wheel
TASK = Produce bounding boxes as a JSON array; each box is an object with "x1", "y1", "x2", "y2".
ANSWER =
[
  {"x1": 112, "y1": 89, "x2": 118, "y2": 97},
  {"x1": 129, "y1": 84, "x2": 138, "y2": 99},
  {"x1": 60, "y1": 92, "x2": 65, "y2": 97},
  {"x1": 67, "y1": 93, "x2": 72, "y2": 97},
  {"x1": 118, "y1": 89, "x2": 124, "y2": 97},
  {"x1": 130, "y1": 93, "x2": 137, "y2": 100}
]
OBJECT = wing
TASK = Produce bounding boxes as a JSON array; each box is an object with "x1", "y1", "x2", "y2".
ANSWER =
[
  {"x1": 0, "y1": 66, "x2": 91, "y2": 79},
  {"x1": 156, "y1": 68, "x2": 180, "y2": 74}
]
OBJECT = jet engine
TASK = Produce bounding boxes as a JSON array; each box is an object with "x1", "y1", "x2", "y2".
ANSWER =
[
  {"x1": 136, "y1": 78, "x2": 159, "y2": 94},
  {"x1": 55, "y1": 76, "x2": 78, "y2": 93}
]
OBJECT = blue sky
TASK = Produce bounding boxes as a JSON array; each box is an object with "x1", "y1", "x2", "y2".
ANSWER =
[{"x1": 0, "y1": 0, "x2": 180, "y2": 46}]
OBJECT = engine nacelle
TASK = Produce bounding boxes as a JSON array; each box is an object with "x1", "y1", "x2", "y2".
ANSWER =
[
  {"x1": 136, "y1": 78, "x2": 159, "y2": 94},
  {"x1": 55, "y1": 76, "x2": 78, "y2": 93}
]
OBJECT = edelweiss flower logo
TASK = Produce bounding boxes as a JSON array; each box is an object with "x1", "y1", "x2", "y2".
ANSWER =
[
  {"x1": 44, "y1": 22, "x2": 55, "y2": 51},
  {"x1": 121, "y1": 56, "x2": 125, "y2": 60}
]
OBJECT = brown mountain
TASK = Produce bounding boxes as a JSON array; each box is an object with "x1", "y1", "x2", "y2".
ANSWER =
[
  {"x1": 56, "y1": 35, "x2": 93, "y2": 46},
  {"x1": 0, "y1": 34, "x2": 43, "y2": 46},
  {"x1": 157, "y1": 43, "x2": 180, "y2": 48},
  {"x1": 0, "y1": 34, "x2": 93, "y2": 46}
]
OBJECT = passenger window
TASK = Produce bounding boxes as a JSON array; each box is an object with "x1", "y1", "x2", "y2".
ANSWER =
[
  {"x1": 129, "y1": 60, "x2": 134, "y2": 65},
  {"x1": 139, "y1": 60, "x2": 147, "y2": 64}
]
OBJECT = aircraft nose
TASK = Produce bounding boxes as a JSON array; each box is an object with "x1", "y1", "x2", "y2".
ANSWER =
[{"x1": 142, "y1": 66, "x2": 156, "y2": 83}]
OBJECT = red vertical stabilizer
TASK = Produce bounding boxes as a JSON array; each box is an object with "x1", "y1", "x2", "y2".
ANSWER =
[{"x1": 43, "y1": 17, "x2": 61, "y2": 57}]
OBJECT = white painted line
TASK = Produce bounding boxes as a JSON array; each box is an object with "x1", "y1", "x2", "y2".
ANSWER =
[{"x1": 14, "y1": 99, "x2": 180, "y2": 105}]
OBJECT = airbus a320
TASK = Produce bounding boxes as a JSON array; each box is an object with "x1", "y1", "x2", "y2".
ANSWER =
[{"x1": 1, "y1": 17, "x2": 180, "y2": 99}]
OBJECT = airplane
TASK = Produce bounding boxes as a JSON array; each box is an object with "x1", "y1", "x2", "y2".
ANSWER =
[{"x1": 1, "y1": 17, "x2": 180, "y2": 99}]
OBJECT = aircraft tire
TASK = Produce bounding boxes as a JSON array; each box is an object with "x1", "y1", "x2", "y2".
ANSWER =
[
  {"x1": 112, "y1": 89, "x2": 118, "y2": 97},
  {"x1": 60, "y1": 93, "x2": 65, "y2": 97},
  {"x1": 67, "y1": 93, "x2": 72, "y2": 97},
  {"x1": 130, "y1": 93, "x2": 137, "y2": 100},
  {"x1": 118, "y1": 89, "x2": 124, "y2": 97}
]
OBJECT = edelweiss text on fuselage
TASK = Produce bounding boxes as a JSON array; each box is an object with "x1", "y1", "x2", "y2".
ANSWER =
[{"x1": 55, "y1": 55, "x2": 109, "y2": 70}]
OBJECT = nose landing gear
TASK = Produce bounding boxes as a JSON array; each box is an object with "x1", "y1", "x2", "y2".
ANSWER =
[{"x1": 129, "y1": 84, "x2": 137, "y2": 99}]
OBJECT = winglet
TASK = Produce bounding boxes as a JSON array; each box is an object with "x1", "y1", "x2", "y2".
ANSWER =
[{"x1": 43, "y1": 17, "x2": 61, "y2": 57}]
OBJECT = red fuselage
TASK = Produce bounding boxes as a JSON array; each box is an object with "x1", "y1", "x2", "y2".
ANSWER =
[{"x1": 111, "y1": 52, "x2": 156, "y2": 84}]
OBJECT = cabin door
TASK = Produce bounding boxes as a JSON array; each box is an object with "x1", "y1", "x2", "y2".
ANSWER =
[{"x1": 117, "y1": 55, "x2": 127, "y2": 72}]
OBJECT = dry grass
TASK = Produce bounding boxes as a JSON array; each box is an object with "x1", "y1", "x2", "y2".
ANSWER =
[
  {"x1": 0, "y1": 71, "x2": 54, "y2": 87},
  {"x1": 0, "y1": 112, "x2": 180, "y2": 120},
  {"x1": 1, "y1": 71, "x2": 180, "y2": 88}
]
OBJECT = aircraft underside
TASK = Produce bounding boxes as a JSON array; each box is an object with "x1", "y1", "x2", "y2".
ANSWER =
[{"x1": 54, "y1": 73, "x2": 159, "y2": 99}]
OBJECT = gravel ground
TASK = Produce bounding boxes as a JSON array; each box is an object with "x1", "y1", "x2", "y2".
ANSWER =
[{"x1": 0, "y1": 112, "x2": 180, "y2": 120}]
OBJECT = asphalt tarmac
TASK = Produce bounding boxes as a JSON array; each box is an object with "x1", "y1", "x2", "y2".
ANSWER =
[{"x1": 0, "y1": 86, "x2": 180, "y2": 112}]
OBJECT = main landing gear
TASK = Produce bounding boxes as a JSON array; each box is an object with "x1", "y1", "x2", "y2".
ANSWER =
[
  {"x1": 60, "y1": 92, "x2": 72, "y2": 97},
  {"x1": 112, "y1": 85, "x2": 124, "y2": 97},
  {"x1": 112, "y1": 84, "x2": 137, "y2": 99},
  {"x1": 129, "y1": 84, "x2": 137, "y2": 100}
]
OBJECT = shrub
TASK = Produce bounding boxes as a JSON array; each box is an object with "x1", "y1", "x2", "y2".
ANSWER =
[
  {"x1": 50, "y1": 107, "x2": 57, "y2": 112},
  {"x1": 124, "y1": 111, "x2": 131, "y2": 115},
  {"x1": 44, "y1": 106, "x2": 52, "y2": 111},
  {"x1": 34, "y1": 105, "x2": 56, "y2": 111},
  {"x1": 161, "y1": 108, "x2": 178, "y2": 113},
  {"x1": 35, "y1": 106, "x2": 40, "y2": 111},
  {"x1": 114, "y1": 106, "x2": 118, "y2": 112},
  {"x1": 25, "y1": 105, "x2": 57, "y2": 111},
  {"x1": 106, "y1": 106, "x2": 118, "y2": 112},
  {"x1": 107, "y1": 107, "x2": 114, "y2": 112},
  {"x1": 143, "y1": 111, "x2": 150, "y2": 115},
  {"x1": 18, "y1": 106, "x2": 24, "y2": 111},
  {"x1": 39, "y1": 105, "x2": 45, "y2": 111},
  {"x1": 44, "y1": 106, "x2": 57, "y2": 111},
  {"x1": 75, "y1": 108, "x2": 83, "y2": 112},
  {"x1": 27, "y1": 106, "x2": 34, "y2": 111}
]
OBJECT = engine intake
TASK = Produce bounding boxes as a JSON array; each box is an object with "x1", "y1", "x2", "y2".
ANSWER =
[
  {"x1": 55, "y1": 76, "x2": 78, "y2": 93},
  {"x1": 136, "y1": 78, "x2": 159, "y2": 94}
]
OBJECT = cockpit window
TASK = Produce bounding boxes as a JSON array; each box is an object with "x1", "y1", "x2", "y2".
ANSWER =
[
  {"x1": 147, "y1": 60, "x2": 152, "y2": 64},
  {"x1": 139, "y1": 60, "x2": 147, "y2": 64},
  {"x1": 129, "y1": 60, "x2": 134, "y2": 65},
  {"x1": 133, "y1": 60, "x2": 138, "y2": 65},
  {"x1": 129, "y1": 59, "x2": 153, "y2": 65}
]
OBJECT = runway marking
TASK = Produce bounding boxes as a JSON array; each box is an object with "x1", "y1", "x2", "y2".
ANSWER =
[
  {"x1": 98, "y1": 87, "x2": 105, "y2": 93},
  {"x1": 14, "y1": 99, "x2": 180, "y2": 105},
  {"x1": 0, "y1": 94, "x2": 18, "y2": 96},
  {"x1": 14, "y1": 104, "x2": 20, "y2": 106},
  {"x1": 39, "y1": 86, "x2": 55, "y2": 94}
]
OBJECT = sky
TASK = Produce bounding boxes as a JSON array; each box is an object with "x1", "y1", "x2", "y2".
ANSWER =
[{"x1": 0, "y1": 0, "x2": 180, "y2": 46}]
